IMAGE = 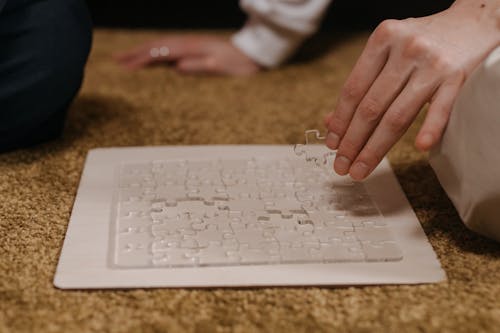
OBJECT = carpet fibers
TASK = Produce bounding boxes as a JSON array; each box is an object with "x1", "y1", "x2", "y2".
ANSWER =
[{"x1": 1, "y1": 29, "x2": 499, "y2": 333}]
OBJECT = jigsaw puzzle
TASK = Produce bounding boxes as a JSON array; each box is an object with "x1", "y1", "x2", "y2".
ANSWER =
[
  {"x1": 111, "y1": 130, "x2": 402, "y2": 268},
  {"x1": 55, "y1": 143, "x2": 447, "y2": 289}
]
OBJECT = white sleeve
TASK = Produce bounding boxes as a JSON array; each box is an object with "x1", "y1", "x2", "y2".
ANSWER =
[
  {"x1": 232, "y1": 0, "x2": 332, "y2": 68},
  {"x1": 429, "y1": 46, "x2": 500, "y2": 243}
]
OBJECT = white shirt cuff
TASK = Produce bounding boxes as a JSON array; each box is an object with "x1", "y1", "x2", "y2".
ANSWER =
[{"x1": 231, "y1": 19, "x2": 305, "y2": 68}]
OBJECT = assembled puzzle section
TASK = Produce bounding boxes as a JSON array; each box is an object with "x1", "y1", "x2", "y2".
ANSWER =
[{"x1": 111, "y1": 130, "x2": 402, "y2": 268}]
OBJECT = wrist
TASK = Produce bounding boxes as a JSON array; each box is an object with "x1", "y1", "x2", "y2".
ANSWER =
[{"x1": 450, "y1": 0, "x2": 500, "y2": 45}]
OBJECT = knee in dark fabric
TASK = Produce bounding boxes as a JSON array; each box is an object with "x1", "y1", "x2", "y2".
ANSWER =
[{"x1": 0, "y1": 0, "x2": 92, "y2": 152}]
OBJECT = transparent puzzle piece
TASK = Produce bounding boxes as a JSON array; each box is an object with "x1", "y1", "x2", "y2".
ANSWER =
[{"x1": 293, "y1": 129, "x2": 337, "y2": 167}]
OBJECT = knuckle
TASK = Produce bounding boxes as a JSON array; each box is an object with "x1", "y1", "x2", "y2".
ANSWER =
[
  {"x1": 451, "y1": 69, "x2": 466, "y2": 83},
  {"x1": 328, "y1": 113, "x2": 348, "y2": 134},
  {"x1": 431, "y1": 55, "x2": 454, "y2": 72},
  {"x1": 341, "y1": 80, "x2": 362, "y2": 102},
  {"x1": 357, "y1": 98, "x2": 382, "y2": 123},
  {"x1": 372, "y1": 19, "x2": 401, "y2": 41},
  {"x1": 358, "y1": 146, "x2": 382, "y2": 168},
  {"x1": 385, "y1": 110, "x2": 410, "y2": 134},
  {"x1": 431, "y1": 57, "x2": 466, "y2": 82},
  {"x1": 402, "y1": 35, "x2": 431, "y2": 58},
  {"x1": 338, "y1": 137, "x2": 359, "y2": 159}
]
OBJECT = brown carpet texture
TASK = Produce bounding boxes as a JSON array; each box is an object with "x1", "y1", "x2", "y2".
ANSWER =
[{"x1": 1, "y1": 29, "x2": 500, "y2": 333}]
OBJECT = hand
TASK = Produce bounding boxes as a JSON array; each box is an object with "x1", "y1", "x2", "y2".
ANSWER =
[
  {"x1": 114, "y1": 34, "x2": 262, "y2": 76},
  {"x1": 324, "y1": 0, "x2": 500, "y2": 180}
]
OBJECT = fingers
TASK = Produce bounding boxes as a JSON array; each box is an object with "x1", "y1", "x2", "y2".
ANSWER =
[
  {"x1": 323, "y1": 15, "x2": 474, "y2": 180},
  {"x1": 348, "y1": 74, "x2": 438, "y2": 180},
  {"x1": 114, "y1": 36, "x2": 207, "y2": 70},
  {"x1": 116, "y1": 49, "x2": 158, "y2": 70},
  {"x1": 114, "y1": 35, "x2": 261, "y2": 76},
  {"x1": 114, "y1": 43, "x2": 171, "y2": 70},
  {"x1": 325, "y1": 21, "x2": 394, "y2": 150},
  {"x1": 415, "y1": 74, "x2": 465, "y2": 151},
  {"x1": 332, "y1": 56, "x2": 413, "y2": 175},
  {"x1": 176, "y1": 57, "x2": 219, "y2": 75}
]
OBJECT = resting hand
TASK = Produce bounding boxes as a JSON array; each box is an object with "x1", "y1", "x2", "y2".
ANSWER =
[
  {"x1": 114, "y1": 34, "x2": 261, "y2": 76},
  {"x1": 325, "y1": 0, "x2": 500, "y2": 180}
]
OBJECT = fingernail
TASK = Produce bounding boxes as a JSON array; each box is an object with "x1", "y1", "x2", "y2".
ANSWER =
[
  {"x1": 350, "y1": 161, "x2": 370, "y2": 180},
  {"x1": 419, "y1": 133, "x2": 434, "y2": 150},
  {"x1": 326, "y1": 132, "x2": 339, "y2": 149},
  {"x1": 334, "y1": 155, "x2": 351, "y2": 175}
]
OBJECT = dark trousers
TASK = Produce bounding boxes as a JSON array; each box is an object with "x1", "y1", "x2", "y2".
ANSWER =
[{"x1": 0, "y1": 0, "x2": 92, "y2": 152}]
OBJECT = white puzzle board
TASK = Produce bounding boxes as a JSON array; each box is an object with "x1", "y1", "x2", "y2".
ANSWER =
[{"x1": 54, "y1": 145, "x2": 445, "y2": 289}]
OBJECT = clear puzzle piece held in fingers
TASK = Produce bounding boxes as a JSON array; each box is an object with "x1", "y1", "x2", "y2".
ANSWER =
[{"x1": 293, "y1": 130, "x2": 337, "y2": 167}]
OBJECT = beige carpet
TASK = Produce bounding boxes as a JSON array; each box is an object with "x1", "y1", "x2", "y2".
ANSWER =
[{"x1": 1, "y1": 29, "x2": 499, "y2": 333}]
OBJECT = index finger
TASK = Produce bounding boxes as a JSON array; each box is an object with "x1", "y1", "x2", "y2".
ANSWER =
[{"x1": 326, "y1": 21, "x2": 397, "y2": 150}]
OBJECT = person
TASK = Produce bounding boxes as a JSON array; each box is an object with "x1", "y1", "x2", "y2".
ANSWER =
[
  {"x1": 323, "y1": 0, "x2": 500, "y2": 181},
  {"x1": 319, "y1": 0, "x2": 499, "y2": 242},
  {"x1": 115, "y1": 0, "x2": 332, "y2": 75},
  {"x1": 116, "y1": 0, "x2": 500, "y2": 180},
  {"x1": 0, "y1": 0, "x2": 92, "y2": 153},
  {"x1": 117, "y1": 0, "x2": 500, "y2": 242}
]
